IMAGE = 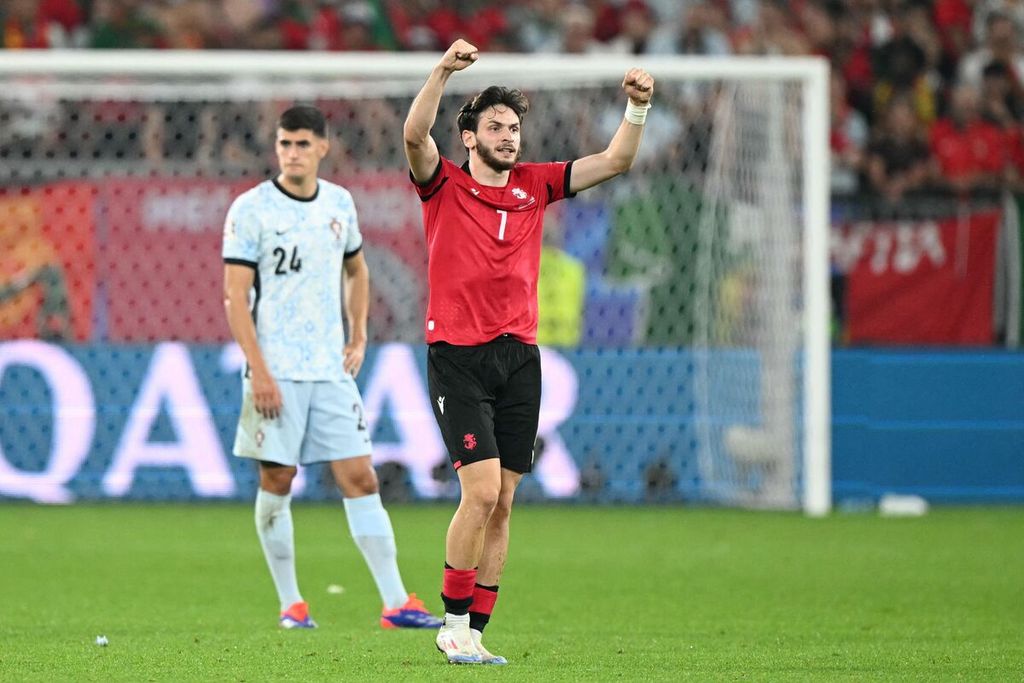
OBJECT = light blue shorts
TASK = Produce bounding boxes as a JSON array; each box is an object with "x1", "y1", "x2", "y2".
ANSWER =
[{"x1": 233, "y1": 376, "x2": 373, "y2": 466}]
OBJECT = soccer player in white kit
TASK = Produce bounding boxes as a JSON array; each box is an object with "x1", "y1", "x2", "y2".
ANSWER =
[{"x1": 222, "y1": 105, "x2": 441, "y2": 631}]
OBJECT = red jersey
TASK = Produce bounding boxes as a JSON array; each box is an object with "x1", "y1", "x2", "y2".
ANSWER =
[
  {"x1": 929, "y1": 118, "x2": 1006, "y2": 179},
  {"x1": 413, "y1": 156, "x2": 574, "y2": 345}
]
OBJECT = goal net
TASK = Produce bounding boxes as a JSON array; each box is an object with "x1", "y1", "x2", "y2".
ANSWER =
[{"x1": 0, "y1": 52, "x2": 829, "y2": 513}]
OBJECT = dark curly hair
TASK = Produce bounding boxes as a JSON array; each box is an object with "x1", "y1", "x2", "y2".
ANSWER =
[{"x1": 456, "y1": 86, "x2": 529, "y2": 133}]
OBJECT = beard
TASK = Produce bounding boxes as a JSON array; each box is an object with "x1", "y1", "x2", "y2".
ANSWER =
[{"x1": 475, "y1": 140, "x2": 520, "y2": 172}]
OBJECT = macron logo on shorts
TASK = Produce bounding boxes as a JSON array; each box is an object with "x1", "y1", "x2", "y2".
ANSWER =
[{"x1": 437, "y1": 396, "x2": 445, "y2": 415}]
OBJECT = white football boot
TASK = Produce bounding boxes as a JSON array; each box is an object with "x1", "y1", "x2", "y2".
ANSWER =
[
  {"x1": 435, "y1": 614, "x2": 482, "y2": 664},
  {"x1": 471, "y1": 628, "x2": 508, "y2": 665}
]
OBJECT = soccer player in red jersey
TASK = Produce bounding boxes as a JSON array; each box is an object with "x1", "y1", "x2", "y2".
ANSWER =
[{"x1": 403, "y1": 39, "x2": 654, "y2": 665}]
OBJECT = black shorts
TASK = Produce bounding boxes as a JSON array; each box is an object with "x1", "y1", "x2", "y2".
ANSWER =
[{"x1": 427, "y1": 335, "x2": 541, "y2": 474}]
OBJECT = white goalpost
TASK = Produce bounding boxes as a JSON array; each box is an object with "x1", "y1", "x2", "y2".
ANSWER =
[{"x1": 0, "y1": 51, "x2": 830, "y2": 515}]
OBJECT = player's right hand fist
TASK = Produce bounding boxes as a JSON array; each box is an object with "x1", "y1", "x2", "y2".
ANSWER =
[{"x1": 440, "y1": 39, "x2": 478, "y2": 73}]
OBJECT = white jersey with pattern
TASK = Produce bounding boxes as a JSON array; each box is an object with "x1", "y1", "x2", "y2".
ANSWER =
[{"x1": 222, "y1": 178, "x2": 363, "y2": 381}]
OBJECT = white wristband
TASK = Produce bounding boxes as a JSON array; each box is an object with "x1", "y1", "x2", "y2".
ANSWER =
[{"x1": 625, "y1": 100, "x2": 651, "y2": 125}]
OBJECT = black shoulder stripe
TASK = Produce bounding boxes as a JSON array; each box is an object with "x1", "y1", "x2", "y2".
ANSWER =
[
  {"x1": 564, "y1": 160, "x2": 577, "y2": 199},
  {"x1": 224, "y1": 258, "x2": 258, "y2": 269},
  {"x1": 419, "y1": 176, "x2": 449, "y2": 203},
  {"x1": 410, "y1": 159, "x2": 443, "y2": 187}
]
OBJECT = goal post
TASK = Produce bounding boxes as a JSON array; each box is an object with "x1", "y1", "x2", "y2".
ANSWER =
[{"x1": 0, "y1": 51, "x2": 830, "y2": 514}]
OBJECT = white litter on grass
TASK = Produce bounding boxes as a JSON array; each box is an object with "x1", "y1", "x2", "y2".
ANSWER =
[
  {"x1": 879, "y1": 494, "x2": 929, "y2": 517},
  {"x1": 327, "y1": 584, "x2": 345, "y2": 594},
  {"x1": 95, "y1": 635, "x2": 109, "y2": 647}
]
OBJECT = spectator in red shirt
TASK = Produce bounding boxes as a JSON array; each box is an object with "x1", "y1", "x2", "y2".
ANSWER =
[
  {"x1": 930, "y1": 83, "x2": 1009, "y2": 196},
  {"x1": 582, "y1": 0, "x2": 621, "y2": 42},
  {"x1": 2, "y1": 0, "x2": 84, "y2": 48},
  {"x1": 460, "y1": 1, "x2": 514, "y2": 51},
  {"x1": 935, "y1": 0, "x2": 974, "y2": 65},
  {"x1": 277, "y1": 0, "x2": 339, "y2": 50},
  {"x1": 387, "y1": 0, "x2": 462, "y2": 51},
  {"x1": 2, "y1": 0, "x2": 48, "y2": 48}
]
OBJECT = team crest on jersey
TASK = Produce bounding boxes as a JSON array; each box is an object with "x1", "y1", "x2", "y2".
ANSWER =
[
  {"x1": 511, "y1": 187, "x2": 528, "y2": 200},
  {"x1": 329, "y1": 218, "x2": 343, "y2": 240},
  {"x1": 255, "y1": 429, "x2": 265, "y2": 448}
]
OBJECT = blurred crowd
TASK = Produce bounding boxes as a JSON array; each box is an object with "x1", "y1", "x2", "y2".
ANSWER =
[{"x1": 5, "y1": 0, "x2": 1024, "y2": 199}]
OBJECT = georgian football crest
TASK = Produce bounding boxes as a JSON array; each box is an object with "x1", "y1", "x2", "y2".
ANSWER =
[
  {"x1": 511, "y1": 187, "x2": 528, "y2": 200},
  {"x1": 329, "y1": 218, "x2": 343, "y2": 240}
]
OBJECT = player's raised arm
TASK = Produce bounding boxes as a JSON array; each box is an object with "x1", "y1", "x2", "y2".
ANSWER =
[
  {"x1": 569, "y1": 68, "x2": 655, "y2": 194},
  {"x1": 403, "y1": 39, "x2": 478, "y2": 182}
]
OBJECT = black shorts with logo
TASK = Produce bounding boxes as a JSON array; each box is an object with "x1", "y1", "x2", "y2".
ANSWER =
[{"x1": 427, "y1": 335, "x2": 541, "y2": 474}]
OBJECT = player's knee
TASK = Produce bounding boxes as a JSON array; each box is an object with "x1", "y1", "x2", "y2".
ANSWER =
[
  {"x1": 462, "y1": 485, "x2": 501, "y2": 517},
  {"x1": 336, "y1": 466, "x2": 379, "y2": 498},
  {"x1": 259, "y1": 464, "x2": 297, "y2": 494},
  {"x1": 491, "y1": 495, "x2": 514, "y2": 522}
]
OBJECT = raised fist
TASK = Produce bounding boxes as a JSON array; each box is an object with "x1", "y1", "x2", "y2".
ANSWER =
[
  {"x1": 622, "y1": 68, "x2": 655, "y2": 105},
  {"x1": 440, "y1": 39, "x2": 479, "y2": 73}
]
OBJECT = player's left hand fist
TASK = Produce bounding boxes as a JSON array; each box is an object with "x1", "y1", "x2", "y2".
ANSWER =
[
  {"x1": 344, "y1": 338, "x2": 367, "y2": 377},
  {"x1": 623, "y1": 68, "x2": 654, "y2": 105}
]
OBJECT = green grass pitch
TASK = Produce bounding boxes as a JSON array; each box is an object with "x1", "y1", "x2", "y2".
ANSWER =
[{"x1": 1, "y1": 503, "x2": 1021, "y2": 681}]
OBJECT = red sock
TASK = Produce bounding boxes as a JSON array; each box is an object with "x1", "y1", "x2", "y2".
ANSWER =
[
  {"x1": 441, "y1": 566, "x2": 477, "y2": 615},
  {"x1": 469, "y1": 583, "x2": 498, "y2": 632}
]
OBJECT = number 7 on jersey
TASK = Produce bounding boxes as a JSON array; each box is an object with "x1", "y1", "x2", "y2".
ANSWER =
[{"x1": 496, "y1": 209, "x2": 507, "y2": 241}]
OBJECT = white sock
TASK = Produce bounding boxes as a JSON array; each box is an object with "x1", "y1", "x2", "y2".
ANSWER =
[
  {"x1": 445, "y1": 613, "x2": 471, "y2": 628},
  {"x1": 254, "y1": 489, "x2": 303, "y2": 611},
  {"x1": 343, "y1": 493, "x2": 408, "y2": 609}
]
